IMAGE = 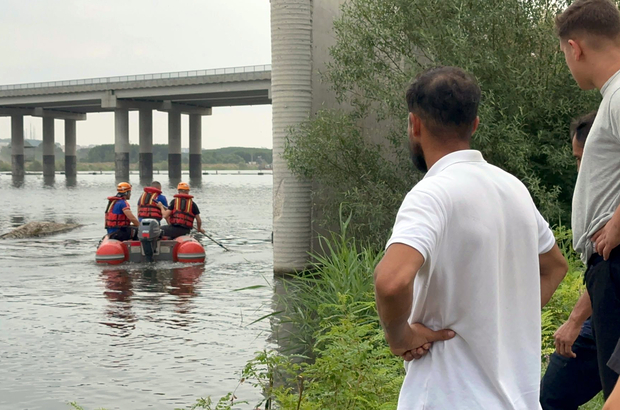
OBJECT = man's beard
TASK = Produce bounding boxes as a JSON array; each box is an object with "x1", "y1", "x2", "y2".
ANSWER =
[{"x1": 409, "y1": 141, "x2": 428, "y2": 173}]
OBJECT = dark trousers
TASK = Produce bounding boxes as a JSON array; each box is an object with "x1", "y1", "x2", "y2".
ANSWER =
[
  {"x1": 540, "y1": 335, "x2": 601, "y2": 410},
  {"x1": 108, "y1": 226, "x2": 137, "y2": 241},
  {"x1": 161, "y1": 225, "x2": 191, "y2": 239},
  {"x1": 585, "y1": 247, "x2": 620, "y2": 398}
]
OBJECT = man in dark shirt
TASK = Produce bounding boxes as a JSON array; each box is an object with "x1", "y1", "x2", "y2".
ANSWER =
[
  {"x1": 160, "y1": 182, "x2": 205, "y2": 239},
  {"x1": 540, "y1": 111, "x2": 601, "y2": 410}
]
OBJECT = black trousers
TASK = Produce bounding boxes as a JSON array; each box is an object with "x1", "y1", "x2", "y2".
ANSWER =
[
  {"x1": 108, "y1": 226, "x2": 137, "y2": 241},
  {"x1": 585, "y1": 246, "x2": 620, "y2": 398},
  {"x1": 540, "y1": 335, "x2": 601, "y2": 410},
  {"x1": 161, "y1": 225, "x2": 191, "y2": 239}
]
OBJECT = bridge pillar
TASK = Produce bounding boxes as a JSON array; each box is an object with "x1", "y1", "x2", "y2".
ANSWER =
[
  {"x1": 114, "y1": 109, "x2": 130, "y2": 181},
  {"x1": 271, "y1": 0, "x2": 313, "y2": 274},
  {"x1": 11, "y1": 115, "x2": 25, "y2": 177},
  {"x1": 189, "y1": 114, "x2": 202, "y2": 180},
  {"x1": 139, "y1": 109, "x2": 153, "y2": 182},
  {"x1": 42, "y1": 117, "x2": 55, "y2": 177},
  {"x1": 64, "y1": 119, "x2": 77, "y2": 178},
  {"x1": 168, "y1": 111, "x2": 182, "y2": 181}
]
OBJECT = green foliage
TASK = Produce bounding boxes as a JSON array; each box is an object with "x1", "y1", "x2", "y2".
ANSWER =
[
  {"x1": 274, "y1": 210, "x2": 383, "y2": 355},
  {"x1": 0, "y1": 160, "x2": 11, "y2": 172},
  {"x1": 81, "y1": 144, "x2": 272, "y2": 166},
  {"x1": 541, "y1": 226, "x2": 586, "y2": 357},
  {"x1": 284, "y1": 0, "x2": 602, "y2": 248},
  {"x1": 27, "y1": 160, "x2": 42, "y2": 172}
]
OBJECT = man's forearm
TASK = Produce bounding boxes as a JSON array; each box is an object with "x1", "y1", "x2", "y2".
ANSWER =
[
  {"x1": 375, "y1": 281, "x2": 413, "y2": 336},
  {"x1": 567, "y1": 290, "x2": 592, "y2": 326},
  {"x1": 539, "y1": 244, "x2": 568, "y2": 307}
]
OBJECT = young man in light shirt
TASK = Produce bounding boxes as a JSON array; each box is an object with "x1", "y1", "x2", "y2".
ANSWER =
[
  {"x1": 556, "y1": 0, "x2": 620, "y2": 399},
  {"x1": 374, "y1": 66, "x2": 568, "y2": 409}
]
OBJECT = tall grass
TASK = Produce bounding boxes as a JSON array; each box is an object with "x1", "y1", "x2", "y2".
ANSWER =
[{"x1": 273, "y1": 210, "x2": 381, "y2": 356}]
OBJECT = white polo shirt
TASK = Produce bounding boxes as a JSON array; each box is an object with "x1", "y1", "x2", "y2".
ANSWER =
[{"x1": 386, "y1": 150, "x2": 555, "y2": 410}]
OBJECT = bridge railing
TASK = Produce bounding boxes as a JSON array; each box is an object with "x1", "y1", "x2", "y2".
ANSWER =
[{"x1": 0, "y1": 64, "x2": 272, "y2": 91}]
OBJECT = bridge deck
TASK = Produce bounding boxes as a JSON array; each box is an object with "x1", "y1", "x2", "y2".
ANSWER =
[{"x1": 0, "y1": 65, "x2": 271, "y2": 115}]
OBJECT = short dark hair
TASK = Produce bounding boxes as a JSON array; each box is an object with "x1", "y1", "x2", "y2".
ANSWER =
[
  {"x1": 555, "y1": 0, "x2": 620, "y2": 41},
  {"x1": 570, "y1": 111, "x2": 597, "y2": 145},
  {"x1": 406, "y1": 66, "x2": 481, "y2": 140},
  {"x1": 151, "y1": 181, "x2": 161, "y2": 188}
]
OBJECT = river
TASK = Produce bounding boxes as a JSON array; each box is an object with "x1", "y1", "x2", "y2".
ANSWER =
[{"x1": 0, "y1": 172, "x2": 275, "y2": 410}]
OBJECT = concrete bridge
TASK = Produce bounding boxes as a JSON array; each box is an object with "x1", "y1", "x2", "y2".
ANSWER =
[
  {"x1": 0, "y1": 65, "x2": 271, "y2": 181},
  {"x1": 0, "y1": 0, "x2": 342, "y2": 275}
]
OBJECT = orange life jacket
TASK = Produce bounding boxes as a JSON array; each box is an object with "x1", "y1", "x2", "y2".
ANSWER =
[
  {"x1": 105, "y1": 196, "x2": 131, "y2": 229},
  {"x1": 138, "y1": 187, "x2": 163, "y2": 220},
  {"x1": 169, "y1": 194, "x2": 195, "y2": 229}
]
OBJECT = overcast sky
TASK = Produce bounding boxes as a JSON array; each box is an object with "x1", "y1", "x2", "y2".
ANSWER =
[{"x1": 0, "y1": 0, "x2": 272, "y2": 149}]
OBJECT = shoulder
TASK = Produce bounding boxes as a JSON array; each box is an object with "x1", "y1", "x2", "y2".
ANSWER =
[{"x1": 400, "y1": 177, "x2": 450, "y2": 219}]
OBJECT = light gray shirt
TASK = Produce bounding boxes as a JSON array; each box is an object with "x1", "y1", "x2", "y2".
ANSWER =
[{"x1": 572, "y1": 69, "x2": 620, "y2": 263}]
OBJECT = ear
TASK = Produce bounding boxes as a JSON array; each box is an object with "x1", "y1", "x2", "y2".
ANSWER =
[
  {"x1": 568, "y1": 39, "x2": 584, "y2": 61},
  {"x1": 471, "y1": 116, "x2": 480, "y2": 135},
  {"x1": 409, "y1": 113, "x2": 422, "y2": 140}
]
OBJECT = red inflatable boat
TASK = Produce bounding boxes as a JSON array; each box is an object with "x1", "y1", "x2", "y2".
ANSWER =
[{"x1": 96, "y1": 219, "x2": 205, "y2": 265}]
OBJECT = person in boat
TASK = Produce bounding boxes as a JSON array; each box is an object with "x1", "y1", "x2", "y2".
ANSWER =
[
  {"x1": 105, "y1": 182, "x2": 139, "y2": 241},
  {"x1": 137, "y1": 181, "x2": 168, "y2": 223},
  {"x1": 159, "y1": 182, "x2": 205, "y2": 239}
]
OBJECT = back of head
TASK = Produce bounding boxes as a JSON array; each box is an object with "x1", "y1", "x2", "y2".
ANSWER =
[
  {"x1": 570, "y1": 110, "x2": 597, "y2": 144},
  {"x1": 555, "y1": 0, "x2": 620, "y2": 42},
  {"x1": 406, "y1": 66, "x2": 481, "y2": 141},
  {"x1": 116, "y1": 182, "x2": 132, "y2": 197},
  {"x1": 177, "y1": 182, "x2": 190, "y2": 192},
  {"x1": 151, "y1": 181, "x2": 161, "y2": 190}
]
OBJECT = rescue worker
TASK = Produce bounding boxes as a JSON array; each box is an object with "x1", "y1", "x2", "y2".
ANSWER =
[
  {"x1": 159, "y1": 182, "x2": 205, "y2": 239},
  {"x1": 105, "y1": 182, "x2": 139, "y2": 241},
  {"x1": 137, "y1": 181, "x2": 168, "y2": 223}
]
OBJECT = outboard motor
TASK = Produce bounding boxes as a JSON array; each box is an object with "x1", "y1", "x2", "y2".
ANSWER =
[{"x1": 139, "y1": 219, "x2": 161, "y2": 262}]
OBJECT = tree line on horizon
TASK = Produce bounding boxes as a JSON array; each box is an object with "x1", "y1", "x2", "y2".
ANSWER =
[{"x1": 78, "y1": 144, "x2": 272, "y2": 165}]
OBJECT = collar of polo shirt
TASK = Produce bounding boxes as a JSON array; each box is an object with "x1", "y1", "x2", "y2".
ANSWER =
[{"x1": 424, "y1": 149, "x2": 486, "y2": 179}]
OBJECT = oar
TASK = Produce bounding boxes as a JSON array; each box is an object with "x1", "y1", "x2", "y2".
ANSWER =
[{"x1": 197, "y1": 231, "x2": 230, "y2": 251}]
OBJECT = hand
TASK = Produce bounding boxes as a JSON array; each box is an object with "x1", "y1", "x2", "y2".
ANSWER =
[
  {"x1": 198, "y1": 228, "x2": 205, "y2": 234},
  {"x1": 554, "y1": 320, "x2": 581, "y2": 358},
  {"x1": 386, "y1": 322, "x2": 456, "y2": 362},
  {"x1": 592, "y1": 219, "x2": 620, "y2": 260}
]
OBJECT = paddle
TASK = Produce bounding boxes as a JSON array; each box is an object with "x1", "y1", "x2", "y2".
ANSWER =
[{"x1": 197, "y1": 231, "x2": 230, "y2": 252}]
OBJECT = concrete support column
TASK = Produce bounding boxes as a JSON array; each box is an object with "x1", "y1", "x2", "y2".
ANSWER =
[
  {"x1": 115, "y1": 109, "x2": 130, "y2": 181},
  {"x1": 271, "y1": 0, "x2": 313, "y2": 274},
  {"x1": 11, "y1": 116, "x2": 24, "y2": 177},
  {"x1": 139, "y1": 109, "x2": 153, "y2": 182},
  {"x1": 64, "y1": 119, "x2": 77, "y2": 178},
  {"x1": 42, "y1": 117, "x2": 55, "y2": 177},
  {"x1": 168, "y1": 111, "x2": 182, "y2": 180},
  {"x1": 189, "y1": 114, "x2": 202, "y2": 180}
]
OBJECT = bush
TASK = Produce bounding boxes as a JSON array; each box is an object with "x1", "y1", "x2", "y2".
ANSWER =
[
  {"x1": 273, "y1": 210, "x2": 382, "y2": 355},
  {"x1": 0, "y1": 161, "x2": 11, "y2": 172},
  {"x1": 27, "y1": 160, "x2": 42, "y2": 172},
  {"x1": 284, "y1": 0, "x2": 602, "y2": 249}
]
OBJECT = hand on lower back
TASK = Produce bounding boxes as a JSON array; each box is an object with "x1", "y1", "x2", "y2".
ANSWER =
[{"x1": 386, "y1": 322, "x2": 456, "y2": 361}]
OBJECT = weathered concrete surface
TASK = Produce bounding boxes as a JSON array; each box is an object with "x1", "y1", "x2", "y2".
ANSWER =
[
  {"x1": 11, "y1": 115, "x2": 24, "y2": 177},
  {"x1": 64, "y1": 119, "x2": 77, "y2": 177},
  {"x1": 271, "y1": 0, "x2": 314, "y2": 274},
  {"x1": 0, "y1": 222, "x2": 82, "y2": 240}
]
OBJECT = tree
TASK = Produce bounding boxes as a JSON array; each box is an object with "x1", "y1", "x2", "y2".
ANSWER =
[{"x1": 284, "y1": 0, "x2": 601, "y2": 247}]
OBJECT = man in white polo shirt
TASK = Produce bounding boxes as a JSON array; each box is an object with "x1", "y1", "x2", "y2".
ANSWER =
[{"x1": 374, "y1": 66, "x2": 569, "y2": 409}]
